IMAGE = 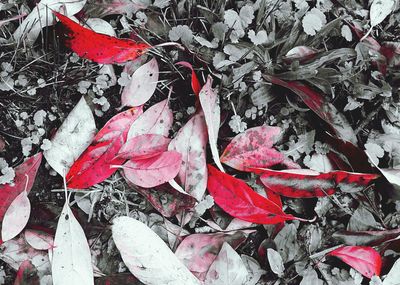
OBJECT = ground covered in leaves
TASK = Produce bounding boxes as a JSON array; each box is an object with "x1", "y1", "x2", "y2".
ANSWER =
[{"x1": 1, "y1": 0, "x2": 400, "y2": 284}]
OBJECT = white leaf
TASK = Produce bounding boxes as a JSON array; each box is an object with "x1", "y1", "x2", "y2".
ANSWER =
[
  {"x1": 112, "y1": 216, "x2": 201, "y2": 285},
  {"x1": 370, "y1": 0, "x2": 395, "y2": 27},
  {"x1": 1, "y1": 190, "x2": 30, "y2": 242},
  {"x1": 248, "y1": 30, "x2": 269, "y2": 45},
  {"x1": 204, "y1": 242, "x2": 248, "y2": 285},
  {"x1": 44, "y1": 97, "x2": 96, "y2": 175},
  {"x1": 341, "y1": 25, "x2": 353, "y2": 42},
  {"x1": 121, "y1": 58, "x2": 159, "y2": 107},
  {"x1": 241, "y1": 255, "x2": 266, "y2": 285},
  {"x1": 13, "y1": 0, "x2": 86, "y2": 45},
  {"x1": 85, "y1": 18, "x2": 116, "y2": 36},
  {"x1": 267, "y1": 248, "x2": 284, "y2": 277},
  {"x1": 199, "y1": 77, "x2": 224, "y2": 172},
  {"x1": 52, "y1": 201, "x2": 94, "y2": 285},
  {"x1": 303, "y1": 153, "x2": 334, "y2": 173},
  {"x1": 302, "y1": 8, "x2": 327, "y2": 36},
  {"x1": 168, "y1": 25, "x2": 194, "y2": 44},
  {"x1": 383, "y1": 257, "x2": 400, "y2": 285},
  {"x1": 24, "y1": 229, "x2": 54, "y2": 251}
]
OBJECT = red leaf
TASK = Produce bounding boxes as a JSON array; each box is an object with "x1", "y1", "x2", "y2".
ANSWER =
[
  {"x1": 121, "y1": 151, "x2": 182, "y2": 188},
  {"x1": 14, "y1": 260, "x2": 39, "y2": 285},
  {"x1": 220, "y1": 125, "x2": 295, "y2": 171},
  {"x1": 54, "y1": 12, "x2": 150, "y2": 64},
  {"x1": 327, "y1": 246, "x2": 382, "y2": 279},
  {"x1": 176, "y1": 61, "x2": 201, "y2": 96},
  {"x1": 118, "y1": 134, "x2": 170, "y2": 160},
  {"x1": 259, "y1": 169, "x2": 378, "y2": 198},
  {"x1": 0, "y1": 153, "x2": 42, "y2": 222},
  {"x1": 207, "y1": 165, "x2": 304, "y2": 224},
  {"x1": 264, "y1": 75, "x2": 357, "y2": 144},
  {"x1": 67, "y1": 107, "x2": 142, "y2": 189}
]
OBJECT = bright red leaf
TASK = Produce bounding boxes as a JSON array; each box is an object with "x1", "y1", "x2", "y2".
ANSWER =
[
  {"x1": 176, "y1": 61, "x2": 201, "y2": 96},
  {"x1": 118, "y1": 134, "x2": 170, "y2": 160},
  {"x1": 220, "y1": 125, "x2": 296, "y2": 172},
  {"x1": 327, "y1": 246, "x2": 382, "y2": 279},
  {"x1": 259, "y1": 169, "x2": 378, "y2": 198},
  {"x1": 207, "y1": 165, "x2": 306, "y2": 224},
  {"x1": 54, "y1": 11, "x2": 150, "y2": 64},
  {"x1": 67, "y1": 107, "x2": 142, "y2": 189},
  {"x1": 0, "y1": 153, "x2": 42, "y2": 222}
]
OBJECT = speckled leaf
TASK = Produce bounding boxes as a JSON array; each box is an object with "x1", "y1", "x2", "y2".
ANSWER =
[
  {"x1": 52, "y1": 201, "x2": 94, "y2": 285},
  {"x1": 127, "y1": 99, "x2": 173, "y2": 139},
  {"x1": 121, "y1": 58, "x2": 159, "y2": 107},
  {"x1": 54, "y1": 12, "x2": 150, "y2": 64},
  {"x1": 327, "y1": 246, "x2": 382, "y2": 279},
  {"x1": 44, "y1": 97, "x2": 96, "y2": 176},
  {"x1": 204, "y1": 242, "x2": 248, "y2": 285},
  {"x1": 199, "y1": 76, "x2": 224, "y2": 172},
  {"x1": 118, "y1": 134, "x2": 170, "y2": 160},
  {"x1": 112, "y1": 216, "x2": 201, "y2": 285},
  {"x1": 168, "y1": 112, "x2": 208, "y2": 200},
  {"x1": 0, "y1": 153, "x2": 41, "y2": 222},
  {"x1": 122, "y1": 151, "x2": 182, "y2": 188},
  {"x1": 66, "y1": 107, "x2": 142, "y2": 189}
]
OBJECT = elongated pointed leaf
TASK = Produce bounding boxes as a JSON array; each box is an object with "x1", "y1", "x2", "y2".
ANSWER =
[
  {"x1": 2, "y1": 191, "x2": 31, "y2": 242},
  {"x1": 333, "y1": 228, "x2": 400, "y2": 246},
  {"x1": 66, "y1": 107, "x2": 142, "y2": 189},
  {"x1": 52, "y1": 202, "x2": 94, "y2": 285},
  {"x1": 44, "y1": 97, "x2": 96, "y2": 176},
  {"x1": 199, "y1": 76, "x2": 224, "y2": 172},
  {"x1": 122, "y1": 151, "x2": 182, "y2": 188},
  {"x1": 207, "y1": 165, "x2": 303, "y2": 224},
  {"x1": 54, "y1": 12, "x2": 150, "y2": 64},
  {"x1": 176, "y1": 61, "x2": 201, "y2": 96},
  {"x1": 112, "y1": 216, "x2": 201, "y2": 285},
  {"x1": 121, "y1": 58, "x2": 159, "y2": 107},
  {"x1": 169, "y1": 112, "x2": 208, "y2": 200},
  {"x1": 118, "y1": 134, "x2": 170, "y2": 160},
  {"x1": 0, "y1": 153, "x2": 42, "y2": 222},
  {"x1": 327, "y1": 246, "x2": 382, "y2": 279},
  {"x1": 259, "y1": 169, "x2": 378, "y2": 198},
  {"x1": 127, "y1": 99, "x2": 173, "y2": 139},
  {"x1": 383, "y1": 257, "x2": 400, "y2": 285}
]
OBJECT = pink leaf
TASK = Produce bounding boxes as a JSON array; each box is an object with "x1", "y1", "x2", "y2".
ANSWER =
[
  {"x1": 168, "y1": 112, "x2": 208, "y2": 200},
  {"x1": 121, "y1": 151, "x2": 182, "y2": 188},
  {"x1": 118, "y1": 134, "x2": 170, "y2": 160},
  {"x1": 24, "y1": 229, "x2": 54, "y2": 250},
  {"x1": 121, "y1": 58, "x2": 159, "y2": 107},
  {"x1": 127, "y1": 99, "x2": 173, "y2": 139},
  {"x1": 327, "y1": 246, "x2": 382, "y2": 279}
]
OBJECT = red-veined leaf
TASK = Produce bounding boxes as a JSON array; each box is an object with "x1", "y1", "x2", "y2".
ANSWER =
[
  {"x1": 168, "y1": 112, "x2": 208, "y2": 200},
  {"x1": 14, "y1": 260, "x2": 39, "y2": 285},
  {"x1": 54, "y1": 11, "x2": 150, "y2": 64},
  {"x1": 66, "y1": 107, "x2": 142, "y2": 189},
  {"x1": 127, "y1": 99, "x2": 173, "y2": 139},
  {"x1": 118, "y1": 134, "x2": 170, "y2": 160},
  {"x1": 176, "y1": 61, "x2": 201, "y2": 96},
  {"x1": 0, "y1": 153, "x2": 42, "y2": 222},
  {"x1": 220, "y1": 125, "x2": 295, "y2": 172},
  {"x1": 199, "y1": 76, "x2": 224, "y2": 172},
  {"x1": 207, "y1": 165, "x2": 306, "y2": 224},
  {"x1": 259, "y1": 169, "x2": 378, "y2": 198},
  {"x1": 327, "y1": 246, "x2": 382, "y2": 279},
  {"x1": 264, "y1": 75, "x2": 357, "y2": 144},
  {"x1": 121, "y1": 151, "x2": 182, "y2": 188},
  {"x1": 121, "y1": 58, "x2": 159, "y2": 107}
]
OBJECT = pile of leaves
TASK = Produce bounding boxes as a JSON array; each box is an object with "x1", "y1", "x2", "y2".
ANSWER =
[{"x1": 2, "y1": 0, "x2": 400, "y2": 284}]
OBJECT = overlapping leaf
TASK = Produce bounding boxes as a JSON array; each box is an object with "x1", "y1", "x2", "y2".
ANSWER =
[
  {"x1": 2, "y1": 190, "x2": 30, "y2": 242},
  {"x1": 14, "y1": 260, "x2": 39, "y2": 285},
  {"x1": 118, "y1": 134, "x2": 170, "y2": 160}
]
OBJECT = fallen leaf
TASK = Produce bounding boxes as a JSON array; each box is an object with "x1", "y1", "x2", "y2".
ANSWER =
[
  {"x1": 259, "y1": 168, "x2": 378, "y2": 198},
  {"x1": 176, "y1": 61, "x2": 201, "y2": 96},
  {"x1": 118, "y1": 134, "x2": 170, "y2": 160},
  {"x1": 54, "y1": 11, "x2": 150, "y2": 64},
  {"x1": 383, "y1": 257, "x2": 400, "y2": 285},
  {"x1": 267, "y1": 249, "x2": 284, "y2": 277},
  {"x1": 84, "y1": 0, "x2": 148, "y2": 18},
  {"x1": 370, "y1": 0, "x2": 395, "y2": 28},
  {"x1": 24, "y1": 229, "x2": 54, "y2": 251},
  {"x1": 13, "y1": 260, "x2": 39, "y2": 285},
  {"x1": 0, "y1": 153, "x2": 42, "y2": 222},
  {"x1": 44, "y1": 97, "x2": 96, "y2": 176},
  {"x1": 112, "y1": 216, "x2": 201, "y2": 285},
  {"x1": 327, "y1": 246, "x2": 382, "y2": 279},
  {"x1": 333, "y1": 228, "x2": 400, "y2": 246},
  {"x1": 204, "y1": 242, "x2": 248, "y2": 285},
  {"x1": 283, "y1": 46, "x2": 318, "y2": 63},
  {"x1": 52, "y1": 200, "x2": 94, "y2": 285},
  {"x1": 66, "y1": 107, "x2": 142, "y2": 189},
  {"x1": 2, "y1": 190, "x2": 31, "y2": 242},
  {"x1": 199, "y1": 76, "x2": 224, "y2": 172},
  {"x1": 121, "y1": 58, "x2": 159, "y2": 107},
  {"x1": 94, "y1": 273, "x2": 141, "y2": 285},
  {"x1": 169, "y1": 112, "x2": 208, "y2": 200},
  {"x1": 175, "y1": 231, "x2": 249, "y2": 281},
  {"x1": 127, "y1": 99, "x2": 173, "y2": 139},
  {"x1": 121, "y1": 151, "x2": 182, "y2": 188},
  {"x1": 207, "y1": 165, "x2": 305, "y2": 224}
]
